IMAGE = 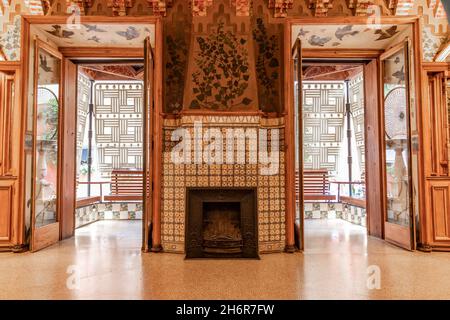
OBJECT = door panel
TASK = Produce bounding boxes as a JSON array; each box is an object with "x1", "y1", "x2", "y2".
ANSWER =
[
  {"x1": 0, "y1": 180, "x2": 14, "y2": 242},
  {"x1": 142, "y1": 36, "x2": 154, "y2": 252},
  {"x1": 364, "y1": 59, "x2": 384, "y2": 238},
  {"x1": 292, "y1": 39, "x2": 303, "y2": 250},
  {"x1": 380, "y1": 42, "x2": 415, "y2": 250},
  {"x1": 60, "y1": 59, "x2": 77, "y2": 239},
  {"x1": 31, "y1": 39, "x2": 63, "y2": 251}
]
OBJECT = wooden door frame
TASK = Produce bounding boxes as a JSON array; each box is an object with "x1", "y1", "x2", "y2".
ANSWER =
[
  {"x1": 20, "y1": 15, "x2": 164, "y2": 251},
  {"x1": 0, "y1": 61, "x2": 24, "y2": 250},
  {"x1": 283, "y1": 17, "x2": 424, "y2": 250}
]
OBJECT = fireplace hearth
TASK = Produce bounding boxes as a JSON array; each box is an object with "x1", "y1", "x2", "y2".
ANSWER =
[{"x1": 186, "y1": 188, "x2": 258, "y2": 258}]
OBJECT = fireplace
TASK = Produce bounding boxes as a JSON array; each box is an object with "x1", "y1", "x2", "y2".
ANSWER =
[{"x1": 186, "y1": 188, "x2": 258, "y2": 258}]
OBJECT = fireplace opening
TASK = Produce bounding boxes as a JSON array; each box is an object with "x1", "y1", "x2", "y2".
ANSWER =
[
  {"x1": 186, "y1": 188, "x2": 258, "y2": 259},
  {"x1": 202, "y1": 202, "x2": 243, "y2": 256}
]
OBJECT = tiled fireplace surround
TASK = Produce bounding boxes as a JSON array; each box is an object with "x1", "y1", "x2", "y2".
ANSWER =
[
  {"x1": 161, "y1": 115, "x2": 286, "y2": 253},
  {"x1": 76, "y1": 115, "x2": 366, "y2": 253}
]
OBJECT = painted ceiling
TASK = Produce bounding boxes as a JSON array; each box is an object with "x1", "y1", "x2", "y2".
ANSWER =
[
  {"x1": 33, "y1": 24, "x2": 156, "y2": 47},
  {"x1": 292, "y1": 24, "x2": 410, "y2": 49}
]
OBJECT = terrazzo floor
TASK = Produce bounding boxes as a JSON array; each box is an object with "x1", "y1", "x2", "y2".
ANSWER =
[{"x1": 1, "y1": 219, "x2": 449, "y2": 299}]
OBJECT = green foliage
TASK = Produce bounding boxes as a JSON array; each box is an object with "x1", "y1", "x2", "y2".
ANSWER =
[
  {"x1": 43, "y1": 97, "x2": 59, "y2": 141},
  {"x1": 252, "y1": 18, "x2": 280, "y2": 112},
  {"x1": 190, "y1": 22, "x2": 252, "y2": 110}
]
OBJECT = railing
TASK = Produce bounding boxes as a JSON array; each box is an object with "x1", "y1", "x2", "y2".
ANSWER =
[
  {"x1": 330, "y1": 181, "x2": 366, "y2": 208},
  {"x1": 76, "y1": 181, "x2": 109, "y2": 208}
]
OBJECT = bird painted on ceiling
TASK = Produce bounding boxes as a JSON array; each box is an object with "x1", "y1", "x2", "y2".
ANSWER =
[
  {"x1": 88, "y1": 36, "x2": 101, "y2": 43},
  {"x1": 335, "y1": 25, "x2": 359, "y2": 41},
  {"x1": 297, "y1": 28, "x2": 310, "y2": 37},
  {"x1": 308, "y1": 35, "x2": 332, "y2": 47},
  {"x1": 374, "y1": 26, "x2": 399, "y2": 41},
  {"x1": 116, "y1": 26, "x2": 140, "y2": 40},
  {"x1": 84, "y1": 24, "x2": 107, "y2": 33},
  {"x1": 46, "y1": 25, "x2": 74, "y2": 38}
]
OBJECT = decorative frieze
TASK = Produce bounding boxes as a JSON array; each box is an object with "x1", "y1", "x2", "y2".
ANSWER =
[
  {"x1": 231, "y1": 0, "x2": 251, "y2": 16},
  {"x1": 67, "y1": 0, "x2": 93, "y2": 15},
  {"x1": 191, "y1": 0, "x2": 213, "y2": 16},
  {"x1": 147, "y1": 0, "x2": 173, "y2": 16},
  {"x1": 308, "y1": 0, "x2": 333, "y2": 17},
  {"x1": 107, "y1": 0, "x2": 133, "y2": 16},
  {"x1": 347, "y1": 0, "x2": 374, "y2": 16},
  {"x1": 267, "y1": 0, "x2": 293, "y2": 18}
]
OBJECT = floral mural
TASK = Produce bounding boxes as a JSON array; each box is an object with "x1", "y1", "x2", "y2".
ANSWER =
[
  {"x1": 189, "y1": 22, "x2": 252, "y2": 110},
  {"x1": 252, "y1": 17, "x2": 281, "y2": 113}
]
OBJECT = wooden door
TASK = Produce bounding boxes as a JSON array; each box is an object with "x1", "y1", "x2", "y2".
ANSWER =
[
  {"x1": 60, "y1": 59, "x2": 78, "y2": 239},
  {"x1": 364, "y1": 59, "x2": 384, "y2": 238},
  {"x1": 30, "y1": 39, "x2": 63, "y2": 251},
  {"x1": 292, "y1": 39, "x2": 303, "y2": 250},
  {"x1": 142, "y1": 36, "x2": 154, "y2": 252},
  {"x1": 0, "y1": 68, "x2": 20, "y2": 249},
  {"x1": 380, "y1": 41, "x2": 415, "y2": 250}
]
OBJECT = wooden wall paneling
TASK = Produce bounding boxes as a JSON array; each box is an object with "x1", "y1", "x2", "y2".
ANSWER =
[
  {"x1": 60, "y1": 58, "x2": 78, "y2": 240},
  {"x1": 421, "y1": 62, "x2": 450, "y2": 251},
  {"x1": 426, "y1": 180, "x2": 450, "y2": 250},
  {"x1": 428, "y1": 72, "x2": 448, "y2": 177},
  {"x1": 364, "y1": 58, "x2": 384, "y2": 238},
  {"x1": 0, "y1": 180, "x2": 14, "y2": 245},
  {"x1": 0, "y1": 62, "x2": 22, "y2": 250}
]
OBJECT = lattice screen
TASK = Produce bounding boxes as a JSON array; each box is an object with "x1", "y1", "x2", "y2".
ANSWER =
[
  {"x1": 94, "y1": 82, "x2": 143, "y2": 176},
  {"x1": 76, "y1": 73, "x2": 90, "y2": 174},
  {"x1": 302, "y1": 82, "x2": 345, "y2": 173},
  {"x1": 349, "y1": 74, "x2": 365, "y2": 180}
]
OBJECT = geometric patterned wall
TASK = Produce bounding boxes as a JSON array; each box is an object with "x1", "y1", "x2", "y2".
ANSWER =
[
  {"x1": 303, "y1": 82, "x2": 345, "y2": 174},
  {"x1": 94, "y1": 82, "x2": 143, "y2": 176},
  {"x1": 349, "y1": 74, "x2": 365, "y2": 180},
  {"x1": 76, "y1": 73, "x2": 90, "y2": 175}
]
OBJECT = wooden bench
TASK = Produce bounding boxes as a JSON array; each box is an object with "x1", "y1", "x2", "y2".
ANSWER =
[
  {"x1": 103, "y1": 170, "x2": 144, "y2": 202},
  {"x1": 296, "y1": 169, "x2": 336, "y2": 201}
]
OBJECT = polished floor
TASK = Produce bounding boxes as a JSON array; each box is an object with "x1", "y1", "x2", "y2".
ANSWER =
[{"x1": 1, "y1": 219, "x2": 449, "y2": 299}]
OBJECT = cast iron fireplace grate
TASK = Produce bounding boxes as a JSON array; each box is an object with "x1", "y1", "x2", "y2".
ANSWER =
[{"x1": 186, "y1": 188, "x2": 258, "y2": 259}]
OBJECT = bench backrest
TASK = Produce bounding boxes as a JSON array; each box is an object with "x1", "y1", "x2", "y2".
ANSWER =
[
  {"x1": 296, "y1": 169, "x2": 331, "y2": 195},
  {"x1": 110, "y1": 170, "x2": 144, "y2": 196}
]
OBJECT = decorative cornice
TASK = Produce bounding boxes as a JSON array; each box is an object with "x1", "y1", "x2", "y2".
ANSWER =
[
  {"x1": 231, "y1": 0, "x2": 251, "y2": 16},
  {"x1": 191, "y1": 0, "x2": 213, "y2": 16},
  {"x1": 67, "y1": 0, "x2": 93, "y2": 15},
  {"x1": 347, "y1": 0, "x2": 375, "y2": 16},
  {"x1": 107, "y1": 0, "x2": 133, "y2": 16},
  {"x1": 308, "y1": 0, "x2": 333, "y2": 17},
  {"x1": 147, "y1": 0, "x2": 173, "y2": 16},
  {"x1": 267, "y1": 0, "x2": 293, "y2": 18}
]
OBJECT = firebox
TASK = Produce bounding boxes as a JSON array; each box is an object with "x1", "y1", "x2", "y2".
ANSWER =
[{"x1": 186, "y1": 188, "x2": 258, "y2": 259}]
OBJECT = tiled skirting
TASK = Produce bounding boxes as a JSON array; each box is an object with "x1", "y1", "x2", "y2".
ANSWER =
[
  {"x1": 304, "y1": 202, "x2": 366, "y2": 227},
  {"x1": 75, "y1": 202, "x2": 143, "y2": 229}
]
